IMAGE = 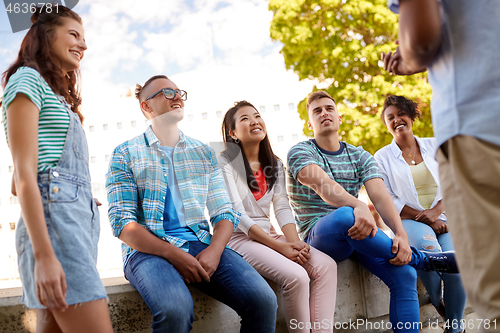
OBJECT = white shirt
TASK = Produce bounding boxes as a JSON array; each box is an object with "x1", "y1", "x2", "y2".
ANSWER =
[{"x1": 374, "y1": 137, "x2": 446, "y2": 221}]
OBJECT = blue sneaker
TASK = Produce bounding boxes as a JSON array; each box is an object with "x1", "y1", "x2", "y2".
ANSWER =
[{"x1": 422, "y1": 251, "x2": 459, "y2": 273}]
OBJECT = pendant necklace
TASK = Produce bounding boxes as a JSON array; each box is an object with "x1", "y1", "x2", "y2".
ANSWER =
[{"x1": 406, "y1": 145, "x2": 416, "y2": 165}]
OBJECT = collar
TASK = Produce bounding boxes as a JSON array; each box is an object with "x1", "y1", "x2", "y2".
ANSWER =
[
  {"x1": 143, "y1": 126, "x2": 186, "y2": 149},
  {"x1": 390, "y1": 135, "x2": 427, "y2": 158}
]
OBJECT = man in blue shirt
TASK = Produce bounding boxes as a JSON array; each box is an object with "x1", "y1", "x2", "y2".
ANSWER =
[
  {"x1": 382, "y1": 0, "x2": 500, "y2": 330},
  {"x1": 106, "y1": 75, "x2": 277, "y2": 332}
]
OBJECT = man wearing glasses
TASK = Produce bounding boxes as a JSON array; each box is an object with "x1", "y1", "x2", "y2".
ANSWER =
[{"x1": 105, "y1": 75, "x2": 277, "y2": 332}]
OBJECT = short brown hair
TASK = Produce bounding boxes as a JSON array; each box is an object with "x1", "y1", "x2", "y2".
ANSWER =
[
  {"x1": 306, "y1": 91, "x2": 336, "y2": 111},
  {"x1": 135, "y1": 74, "x2": 169, "y2": 102},
  {"x1": 381, "y1": 95, "x2": 421, "y2": 126}
]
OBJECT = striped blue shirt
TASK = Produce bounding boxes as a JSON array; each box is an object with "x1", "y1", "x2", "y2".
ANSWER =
[
  {"x1": 106, "y1": 127, "x2": 240, "y2": 265},
  {"x1": 287, "y1": 140, "x2": 382, "y2": 237}
]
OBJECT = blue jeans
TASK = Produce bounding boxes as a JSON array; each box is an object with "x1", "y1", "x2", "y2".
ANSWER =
[
  {"x1": 305, "y1": 207, "x2": 429, "y2": 333},
  {"x1": 403, "y1": 219, "x2": 466, "y2": 333},
  {"x1": 124, "y1": 241, "x2": 277, "y2": 333}
]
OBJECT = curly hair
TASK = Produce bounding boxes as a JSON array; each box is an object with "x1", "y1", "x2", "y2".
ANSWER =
[{"x1": 381, "y1": 95, "x2": 421, "y2": 126}]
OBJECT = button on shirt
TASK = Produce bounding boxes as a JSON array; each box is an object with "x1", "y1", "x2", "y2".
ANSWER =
[{"x1": 106, "y1": 127, "x2": 240, "y2": 265}]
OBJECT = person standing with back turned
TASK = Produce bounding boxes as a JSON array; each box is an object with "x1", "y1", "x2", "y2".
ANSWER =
[{"x1": 382, "y1": 1, "x2": 500, "y2": 330}]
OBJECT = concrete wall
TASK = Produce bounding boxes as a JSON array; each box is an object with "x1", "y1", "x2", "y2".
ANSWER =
[{"x1": 0, "y1": 259, "x2": 471, "y2": 333}]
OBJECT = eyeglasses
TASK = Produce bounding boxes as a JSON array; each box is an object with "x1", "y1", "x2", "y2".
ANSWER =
[{"x1": 145, "y1": 88, "x2": 187, "y2": 101}]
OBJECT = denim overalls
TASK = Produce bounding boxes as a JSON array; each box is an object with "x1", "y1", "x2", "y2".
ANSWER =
[{"x1": 16, "y1": 98, "x2": 107, "y2": 308}]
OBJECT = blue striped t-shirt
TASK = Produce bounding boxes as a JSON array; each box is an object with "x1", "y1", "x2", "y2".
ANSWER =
[{"x1": 287, "y1": 139, "x2": 382, "y2": 237}]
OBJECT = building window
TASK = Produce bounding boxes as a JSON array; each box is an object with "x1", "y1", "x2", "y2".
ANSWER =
[
  {"x1": 89, "y1": 125, "x2": 95, "y2": 132},
  {"x1": 188, "y1": 114, "x2": 194, "y2": 121},
  {"x1": 202, "y1": 112, "x2": 208, "y2": 120},
  {"x1": 105, "y1": 155, "x2": 110, "y2": 162},
  {"x1": 9, "y1": 165, "x2": 14, "y2": 172},
  {"x1": 117, "y1": 122, "x2": 123, "y2": 129},
  {"x1": 277, "y1": 135, "x2": 284, "y2": 142},
  {"x1": 288, "y1": 103, "x2": 295, "y2": 110},
  {"x1": 131, "y1": 120, "x2": 137, "y2": 128},
  {"x1": 216, "y1": 111, "x2": 222, "y2": 118},
  {"x1": 91, "y1": 156, "x2": 97, "y2": 163},
  {"x1": 10, "y1": 222, "x2": 16, "y2": 231},
  {"x1": 103, "y1": 124, "x2": 109, "y2": 131},
  {"x1": 10, "y1": 196, "x2": 18, "y2": 205},
  {"x1": 259, "y1": 106, "x2": 266, "y2": 113},
  {"x1": 274, "y1": 104, "x2": 280, "y2": 111},
  {"x1": 292, "y1": 134, "x2": 299, "y2": 141}
]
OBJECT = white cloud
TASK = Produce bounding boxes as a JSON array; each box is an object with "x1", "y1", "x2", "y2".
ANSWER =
[{"x1": 141, "y1": 0, "x2": 281, "y2": 73}]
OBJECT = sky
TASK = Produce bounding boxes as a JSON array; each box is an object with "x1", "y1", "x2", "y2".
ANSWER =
[{"x1": 0, "y1": 0, "x2": 291, "y2": 101}]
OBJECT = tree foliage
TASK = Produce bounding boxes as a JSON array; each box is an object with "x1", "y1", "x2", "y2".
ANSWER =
[{"x1": 269, "y1": 0, "x2": 433, "y2": 154}]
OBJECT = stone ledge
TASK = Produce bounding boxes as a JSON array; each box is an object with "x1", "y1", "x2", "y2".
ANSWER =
[{"x1": 0, "y1": 259, "x2": 473, "y2": 333}]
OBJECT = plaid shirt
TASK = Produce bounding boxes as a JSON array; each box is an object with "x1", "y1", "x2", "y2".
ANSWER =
[{"x1": 106, "y1": 127, "x2": 240, "y2": 265}]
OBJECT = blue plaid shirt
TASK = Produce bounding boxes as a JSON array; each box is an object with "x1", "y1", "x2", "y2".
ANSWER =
[{"x1": 106, "y1": 127, "x2": 240, "y2": 265}]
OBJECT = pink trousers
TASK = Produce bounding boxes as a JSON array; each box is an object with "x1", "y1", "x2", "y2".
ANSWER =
[{"x1": 228, "y1": 232, "x2": 337, "y2": 333}]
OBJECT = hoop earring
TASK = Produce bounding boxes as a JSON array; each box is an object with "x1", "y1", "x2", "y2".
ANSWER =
[{"x1": 234, "y1": 138, "x2": 240, "y2": 144}]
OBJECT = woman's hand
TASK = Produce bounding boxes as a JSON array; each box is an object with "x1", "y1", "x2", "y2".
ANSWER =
[
  {"x1": 35, "y1": 254, "x2": 68, "y2": 312},
  {"x1": 277, "y1": 242, "x2": 311, "y2": 265},
  {"x1": 93, "y1": 198, "x2": 102, "y2": 206},
  {"x1": 11, "y1": 174, "x2": 17, "y2": 196},
  {"x1": 291, "y1": 240, "x2": 310, "y2": 253},
  {"x1": 430, "y1": 220, "x2": 448, "y2": 235},
  {"x1": 415, "y1": 208, "x2": 441, "y2": 224}
]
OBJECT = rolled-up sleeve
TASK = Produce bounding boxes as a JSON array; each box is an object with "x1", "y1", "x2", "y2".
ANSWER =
[
  {"x1": 374, "y1": 151, "x2": 406, "y2": 214},
  {"x1": 106, "y1": 145, "x2": 139, "y2": 238},
  {"x1": 206, "y1": 149, "x2": 241, "y2": 230}
]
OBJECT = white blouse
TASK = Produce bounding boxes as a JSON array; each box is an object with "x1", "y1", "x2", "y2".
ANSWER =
[
  {"x1": 374, "y1": 136, "x2": 446, "y2": 221},
  {"x1": 218, "y1": 153, "x2": 296, "y2": 235}
]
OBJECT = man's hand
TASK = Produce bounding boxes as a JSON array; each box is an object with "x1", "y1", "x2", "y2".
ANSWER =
[
  {"x1": 389, "y1": 234, "x2": 412, "y2": 266},
  {"x1": 168, "y1": 249, "x2": 210, "y2": 284},
  {"x1": 349, "y1": 205, "x2": 378, "y2": 240},
  {"x1": 415, "y1": 208, "x2": 441, "y2": 224},
  {"x1": 195, "y1": 245, "x2": 224, "y2": 279},
  {"x1": 430, "y1": 220, "x2": 448, "y2": 235},
  {"x1": 381, "y1": 43, "x2": 421, "y2": 76}
]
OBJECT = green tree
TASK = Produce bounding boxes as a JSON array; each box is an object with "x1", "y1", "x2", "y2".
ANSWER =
[{"x1": 269, "y1": 0, "x2": 433, "y2": 154}]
